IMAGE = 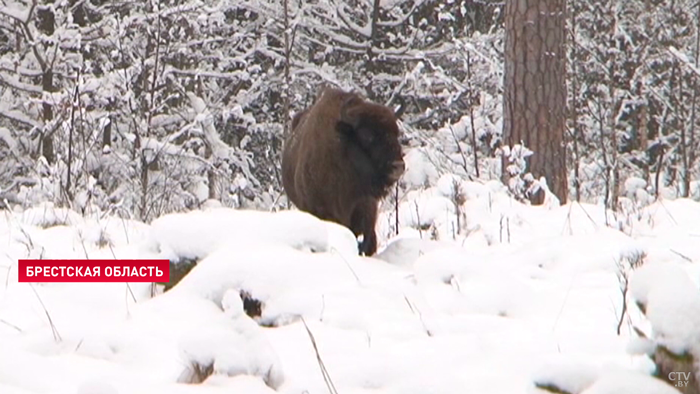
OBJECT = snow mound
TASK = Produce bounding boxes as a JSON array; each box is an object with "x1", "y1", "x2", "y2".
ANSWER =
[
  {"x1": 581, "y1": 370, "x2": 681, "y2": 394},
  {"x1": 18, "y1": 203, "x2": 83, "y2": 228},
  {"x1": 171, "y1": 239, "x2": 417, "y2": 334},
  {"x1": 630, "y1": 262, "x2": 700, "y2": 355},
  {"x1": 76, "y1": 380, "x2": 119, "y2": 394},
  {"x1": 178, "y1": 291, "x2": 283, "y2": 388},
  {"x1": 150, "y1": 208, "x2": 358, "y2": 262},
  {"x1": 532, "y1": 358, "x2": 600, "y2": 394},
  {"x1": 375, "y1": 237, "x2": 463, "y2": 267},
  {"x1": 534, "y1": 361, "x2": 682, "y2": 394}
]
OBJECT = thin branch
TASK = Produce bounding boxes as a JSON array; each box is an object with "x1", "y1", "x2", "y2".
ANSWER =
[
  {"x1": 29, "y1": 284, "x2": 62, "y2": 342},
  {"x1": 300, "y1": 317, "x2": 339, "y2": 394}
]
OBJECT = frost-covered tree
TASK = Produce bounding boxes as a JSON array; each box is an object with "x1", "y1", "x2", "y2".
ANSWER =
[
  {"x1": 4, "y1": 0, "x2": 694, "y2": 222},
  {"x1": 0, "y1": 0, "x2": 113, "y2": 206},
  {"x1": 0, "y1": 0, "x2": 297, "y2": 218},
  {"x1": 569, "y1": 0, "x2": 700, "y2": 206}
]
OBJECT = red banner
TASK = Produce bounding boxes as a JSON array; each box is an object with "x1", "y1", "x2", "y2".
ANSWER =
[{"x1": 17, "y1": 259, "x2": 170, "y2": 283}]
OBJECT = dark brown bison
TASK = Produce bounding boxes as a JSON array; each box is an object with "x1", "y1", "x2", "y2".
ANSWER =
[{"x1": 282, "y1": 87, "x2": 405, "y2": 256}]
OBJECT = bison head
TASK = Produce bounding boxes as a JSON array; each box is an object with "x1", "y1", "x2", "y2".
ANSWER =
[{"x1": 336, "y1": 95, "x2": 405, "y2": 196}]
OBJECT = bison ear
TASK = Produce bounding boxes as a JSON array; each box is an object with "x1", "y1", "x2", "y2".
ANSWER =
[{"x1": 340, "y1": 94, "x2": 363, "y2": 126}]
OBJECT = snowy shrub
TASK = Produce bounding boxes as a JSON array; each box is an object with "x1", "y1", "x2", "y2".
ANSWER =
[{"x1": 499, "y1": 144, "x2": 544, "y2": 203}]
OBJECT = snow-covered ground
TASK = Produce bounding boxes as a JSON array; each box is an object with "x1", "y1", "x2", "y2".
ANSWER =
[{"x1": 1, "y1": 179, "x2": 699, "y2": 394}]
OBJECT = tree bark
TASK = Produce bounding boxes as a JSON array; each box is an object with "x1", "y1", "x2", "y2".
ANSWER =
[
  {"x1": 686, "y1": 4, "x2": 700, "y2": 198},
  {"x1": 366, "y1": 0, "x2": 382, "y2": 72},
  {"x1": 503, "y1": 0, "x2": 567, "y2": 204},
  {"x1": 37, "y1": 2, "x2": 56, "y2": 164}
]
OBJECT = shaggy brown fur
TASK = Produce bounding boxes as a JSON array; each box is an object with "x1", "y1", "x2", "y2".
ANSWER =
[{"x1": 282, "y1": 87, "x2": 405, "y2": 256}]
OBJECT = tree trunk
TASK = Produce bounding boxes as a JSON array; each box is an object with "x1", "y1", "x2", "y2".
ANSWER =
[
  {"x1": 569, "y1": 2, "x2": 581, "y2": 202},
  {"x1": 503, "y1": 0, "x2": 567, "y2": 204},
  {"x1": 366, "y1": 0, "x2": 382, "y2": 73},
  {"x1": 206, "y1": 144, "x2": 216, "y2": 200},
  {"x1": 37, "y1": 2, "x2": 56, "y2": 164},
  {"x1": 686, "y1": 5, "x2": 700, "y2": 198},
  {"x1": 282, "y1": 0, "x2": 292, "y2": 137}
]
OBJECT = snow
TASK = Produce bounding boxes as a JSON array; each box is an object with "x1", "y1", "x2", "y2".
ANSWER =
[
  {"x1": 532, "y1": 358, "x2": 600, "y2": 394},
  {"x1": 2, "y1": 183, "x2": 700, "y2": 393},
  {"x1": 580, "y1": 370, "x2": 682, "y2": 394},
  {"x1": 630, "y1": 262, "x2": 700, "y2": 355},
  {"x1": 402, "y1": 148, "x2": 439, "y2": 188},
  {"x1": 18, "y1": 202, "x2": 84, "y2": 229},
  {"x1": 150, "y1": 208, "x2": 359, "y2": 261},
  {"x1": 624, "y1": 177, "x2": 648, "y2": 197},
  {"x1": 0, "y1": 127, "x2": 19, "y2": 154},
  {"x1": 177, "y1": 289, "x2": 284, "y2": 388}
]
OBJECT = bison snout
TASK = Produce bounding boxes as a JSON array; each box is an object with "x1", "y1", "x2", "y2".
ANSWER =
[{"x1": 388, "y1": 160, "x2": 405, "y2": 182}]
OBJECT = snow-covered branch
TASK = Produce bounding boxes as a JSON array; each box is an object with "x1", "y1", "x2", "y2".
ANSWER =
[{"x1": 0, "y1": 108, "x2": 42, "y2": 129}]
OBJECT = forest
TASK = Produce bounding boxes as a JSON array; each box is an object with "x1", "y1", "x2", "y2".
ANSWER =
[{"x1": 0, "y1": 0, "x2": 699, "y2": 223}]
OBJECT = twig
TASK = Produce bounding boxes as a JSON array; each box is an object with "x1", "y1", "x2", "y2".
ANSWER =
[
  {"x1": 499, "y1": 215, "x2": 510, "y2": 243},
  {"x1": 66, "y1": 68, "x2": 80, "y2": 200},
  {"x1": 465, "y1": 51, "x2": 480, "y2": 178},
  {"x1": 656, "y1": 198, "x2": 679, "y2": 226},
  {"x1": 320, "y1": 295, "x2": 326, "y2": 322},
  {"x1": 119, "y1": 216, "x2": 130, "y2": 244},
  {"x1": 29, "y1": 284, "x2": 62, "y2": 342},
  {"x1": 18, "y1": 226, "x2": 35, "y2": 249},
  {"x1": 414, "y1": 200, "x2": 422, "y2": 239},
  {"x1": 551, "y1": 270, "x2": 579, "y2": 334},
  {"x1": 670, "y1": 249, "x2": 693, "y2": 263},
  {"x1": 449, "y1": 275, "x2": 462, "y2": 293},
  {"x1": 126, "y1": 283, "x2": 137, "y2": 303},
  {"x1": 403, "y1": 295, "x2": 433, "y2": 336},
  {"x1": 108, "y1": 242, "x2": 118, "y2": 259},
  {"x1": 447, "y1": 124, "x2": 469, "y2": 176},
  {"x1": 403, "y1": 295, "x2": 416, "y2": 314},
  {"x1": 300, "y1": 317, "x2": 339, "y2": 394},
  {"x1": 562, "y1": 202, "x2": 574, "y2": 235},
  {"x1": 79, "y1": 234, "x2": 89, "y2": 260},
  {"x1": 576, "y1": 201, "x2": 599, "y2": 229},
  {"x1": 0, "y1": 318, "x2": 23, "y2": 332},
  {"x1": 269, "y1": 191, "x2": 284, "y2": 212},
  {"x1": 4, "y1": 263, "x2": 12, "y2": 289},
  {"x1": 616, "y1": 263, "x2": 629, "y2": 336},
  {"x1": 394, "y1": 182, "x2": 400, "y2": 236},
  {"x1": 330, "y1": 247, "x2": 361, "y2": 283},
  {"x1": 507, "y1": 217, "x2": 511, "y2": 243}
]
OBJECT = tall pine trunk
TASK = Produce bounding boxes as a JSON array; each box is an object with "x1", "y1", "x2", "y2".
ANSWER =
[{"x1": 503, "y1": 0, "x2": 568, "y2": 204}]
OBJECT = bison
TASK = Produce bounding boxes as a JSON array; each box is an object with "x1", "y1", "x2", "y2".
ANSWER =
[{"x1": 282, "y1": 87, "x2": 405, "y2": 256}]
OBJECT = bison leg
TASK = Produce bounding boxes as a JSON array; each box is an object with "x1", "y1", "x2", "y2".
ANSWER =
[{"x1": 350, "y1": 198, "x2": 379, "y2": 256}]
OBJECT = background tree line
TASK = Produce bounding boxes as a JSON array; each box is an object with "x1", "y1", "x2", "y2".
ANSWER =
[{"x1": 0, "y1": 0, "x2": 698, "y2": 222}]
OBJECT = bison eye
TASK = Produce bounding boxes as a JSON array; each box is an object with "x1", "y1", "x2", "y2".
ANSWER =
[
  {"x1": 337, "y1": 121, "x2": 354, "y2": 136},
  {"x1": 357, "y1": 127, "x2": 375, "y2": 145}
]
